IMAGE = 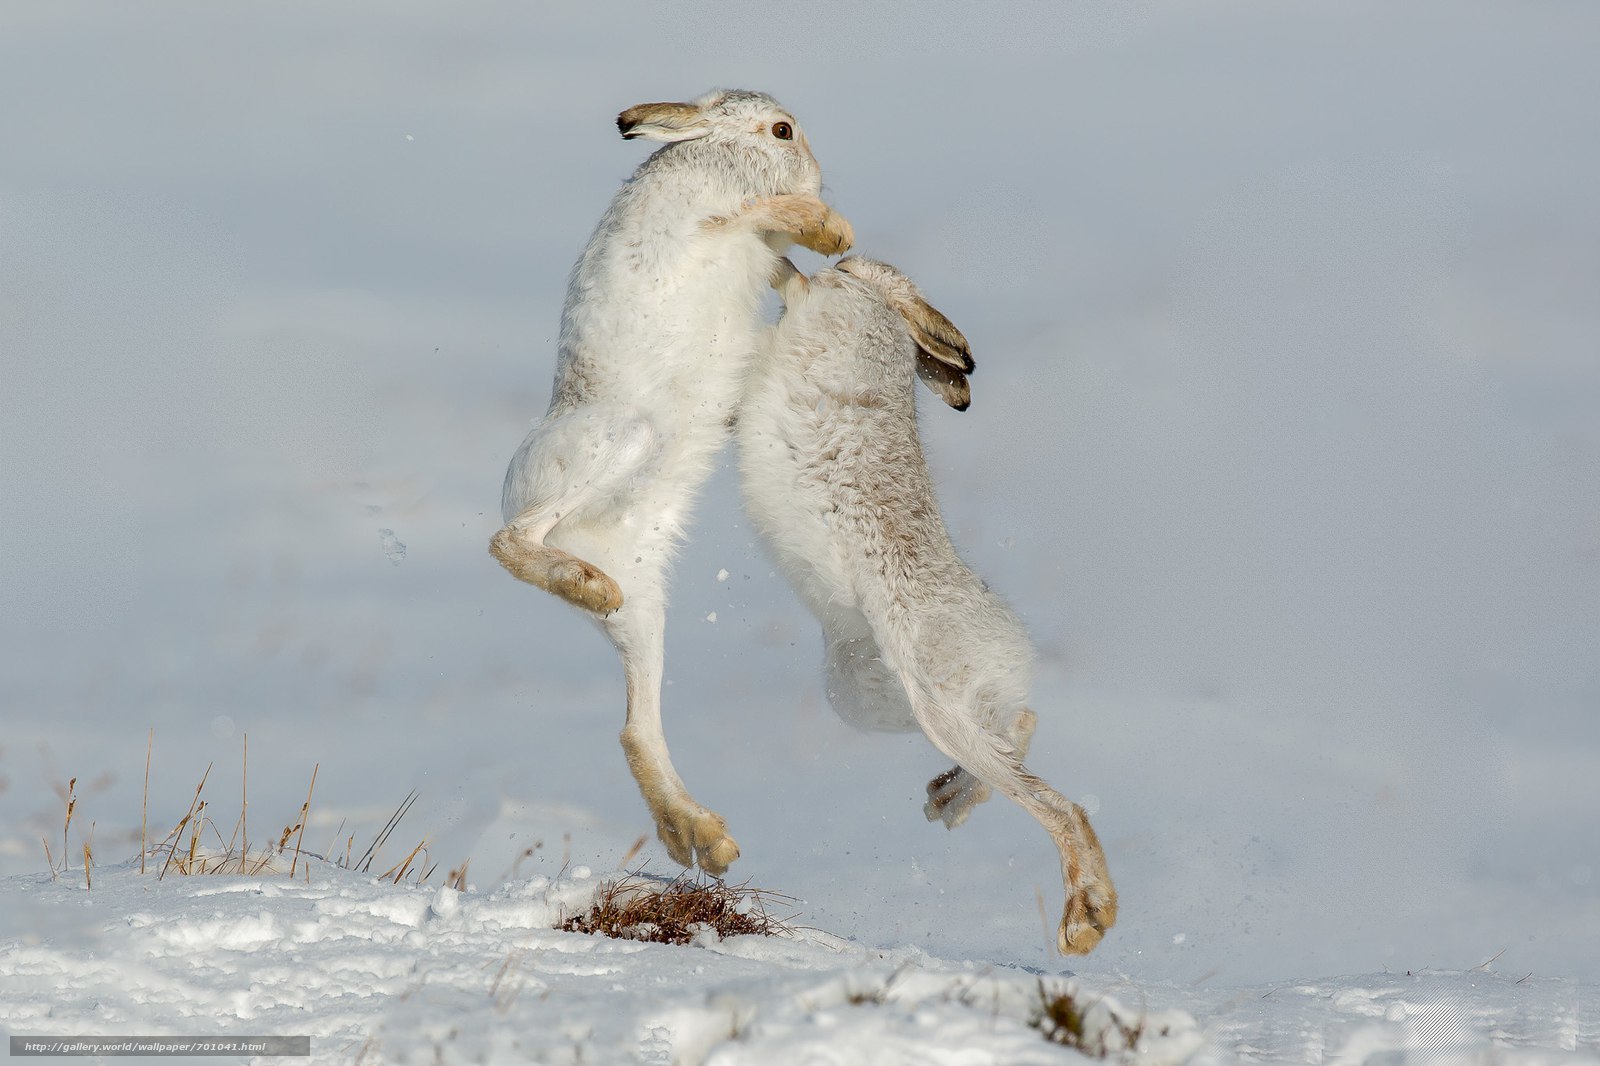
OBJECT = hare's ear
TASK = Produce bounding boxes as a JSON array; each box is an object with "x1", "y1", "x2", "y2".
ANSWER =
[
  {"x1": 901, "y1": 298, "x2": 974, "y2": 411},
  {"x1": 617, "y1": 102, "x2": 710, "y2": 142},
  {"x1": 916, "y1": 353, "x2": 972, "y2": 411},
  {"x1": 902, "y1": 299, "x2": 973, "y2": 376}
]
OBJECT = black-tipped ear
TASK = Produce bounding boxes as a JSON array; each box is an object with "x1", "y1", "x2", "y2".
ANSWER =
[
  {"x1": 916, "y1": 352, "x2": 972, "y2": 411},
  {"x1": 903, "y1": 300, "x2": 974, "y2": 375},
  {"x1": 616, "y1": 102, "x2": 710, "y2": 142},
  {"x1": 897, "y1": 289, "x2": 973, "y2": 409}
]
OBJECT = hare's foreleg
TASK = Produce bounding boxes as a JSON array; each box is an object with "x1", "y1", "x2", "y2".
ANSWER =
[
  {"x1": 768, "y1": 256, "x2": 811, "y2": 301},
  {"x1": 924, "y1": 708, "x2": 1036, "y2": 828},
  {"x1": 903, "y1": 687, "x2": 1116, "y2": 955},
  {"x1": 705, "y1": 194, "x2": 854, "y2": 257},
  {"x1": 923, "y1": 765, "x2": 991, "y2": 828},
  {"x1": 607, "y1": 599, "x2": 740, "y2": 876}
]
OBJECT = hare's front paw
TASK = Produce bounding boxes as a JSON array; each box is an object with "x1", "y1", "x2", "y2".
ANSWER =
[
  {"x1": 749, "y1": 194, "x2": 854, "y2": 256},
  {"x1": 801, "y1": 203, "x2": 853, "y2": 256},
  {"x1": 924, "y1": 765, "x2": 992, "y2": 828},
  {"x1": 1059, "y1": 879, "x2": 1118, "y2": 956},
  {"x1": 654, "y1": 803, "x2": 741, "y2": 876}
]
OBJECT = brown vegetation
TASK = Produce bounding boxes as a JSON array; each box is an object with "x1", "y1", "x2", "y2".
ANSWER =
[{"x1": 561, "y1": 873, "x2": 792, "y2": 945}]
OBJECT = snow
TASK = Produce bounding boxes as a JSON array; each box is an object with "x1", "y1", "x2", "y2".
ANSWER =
[
  {"x1": 5, "y1": 863, "x2": 1592, "y2": 1064},
  {"x1": 2, "y1": 0, "x2": 1598, "y2": 1062},
  {"x1": 377, "y1": 529, "x2": 408, "y2": 567}
]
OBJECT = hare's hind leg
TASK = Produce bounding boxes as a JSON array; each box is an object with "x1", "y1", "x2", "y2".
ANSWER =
[
  {"x1": 492, "y1": 410, "x2": 655, "y2": 614},
  {"x1": 491, "y1": 518, "x2": 623, "y2": 615},
  {"x1": 904, "y1": 689, "x2": 1115, "y2": 954},
  {"x1": 1024, "y1": 782, "x2": 1117, "y2": 955},
  {"x1": 608, "y1": 598, "x2": 741, "y2": 876},
  {"x1": 924, "y1": 708, "x2": 1036, "y2": 828}
]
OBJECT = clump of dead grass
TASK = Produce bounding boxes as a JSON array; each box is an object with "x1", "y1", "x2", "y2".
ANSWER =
[
  {"x1": 560, "y1": 872, "x2": 794, "y2": 945},
  {"x1": 1032, "y1": 980, "x2": 1166, "y2": 1058}
]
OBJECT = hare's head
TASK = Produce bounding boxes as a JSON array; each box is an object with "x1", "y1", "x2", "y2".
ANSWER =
[
  {"x1": 836, "y1": 257, "x2": 975, "y2": 411},
  {"x1": 617, "y1": 90, "x2": 822, "y2": 198}
]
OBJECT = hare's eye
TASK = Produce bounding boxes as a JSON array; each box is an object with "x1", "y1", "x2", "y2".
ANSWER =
[{"x1": 771, "y1": 121, "x2": 794, "y2": 141}]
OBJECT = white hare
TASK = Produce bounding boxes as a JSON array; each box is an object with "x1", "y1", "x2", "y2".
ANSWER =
[
  {"x1": 737, "y1": 257, "x2": 1117, "y2": 954},
  {"x1": 491, "y1": 90, "x2": 853, "y2": 876}
]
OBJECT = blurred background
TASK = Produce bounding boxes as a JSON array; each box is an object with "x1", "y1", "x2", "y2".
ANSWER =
[{"x1": 2, "y1": 1, "x2": 1596, "y2": 986}]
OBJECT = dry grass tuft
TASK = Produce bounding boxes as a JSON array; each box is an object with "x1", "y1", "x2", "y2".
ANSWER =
[
  {"x1": 148, "y1": 760, "x2": 439, "y2": 883},
  {"x1": 1036, "y1": 981, "x2": 1091, "y2": 1049},
  {"x1": 140, "y1": 729, "x2": 152, "y2": 875},
  {"x1": 352, "y1": 790, "x2": 418, "y2": 873},
  {"x1": 288, "y1": 762, "x2": 318, "y2": 879},
  {"x1": 40, "y1": 778, "x2": 87, "y2": 884},
  {"x1": 63, "y1": 776, "x2": 78, "y2": 869},
  {"x1": 561, "y1": 872, "x2": 794, "y2": 946},
  {"x1": 45, "y1": 731, "x2": 465, "y2": 887},
  {"x1": 1032, "y1": 980, "x2": 1154, "y2": 1058}
]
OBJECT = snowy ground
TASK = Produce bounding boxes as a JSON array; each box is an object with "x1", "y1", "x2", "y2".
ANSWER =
[
  {"x1": 3, "y1": 1, "x2": 1599, "y2": 1063},
  {"x1": 4, "y1": 861, "x2": 1593, "y2": 1065}
]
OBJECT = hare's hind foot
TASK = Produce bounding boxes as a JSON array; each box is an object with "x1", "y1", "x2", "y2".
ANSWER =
[
  {"x1": 1045, "y1": 796, "x2": 1117, "y2": 955},
  {"x1": 1060, "y1": 879, "x2": 1118, "y2": 956},
  {"x1": 653, "y1": 803, "x2": 740, "y2": 877},
  {"x1": 489, "y1": 527, "x2": 623, "y2": 615},
  {"x1": 924, "y1": 765, "x2": 992, "y2": 828},
  {"x1": 544, "y1": 557, "x2": 624, "y2": 615}
]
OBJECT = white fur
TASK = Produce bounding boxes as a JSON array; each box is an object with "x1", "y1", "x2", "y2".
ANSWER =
[
  {"x1": 737, "y1": 257, "x2": 1118, "y2": 954},
  {"x1": 493, "y1": 90, "x2": 849, "y2": 877}
]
